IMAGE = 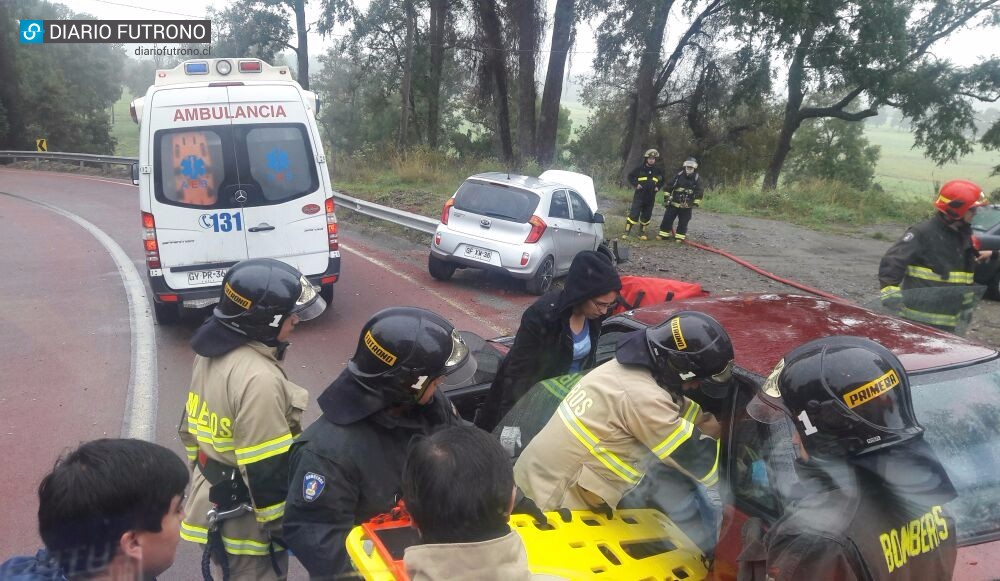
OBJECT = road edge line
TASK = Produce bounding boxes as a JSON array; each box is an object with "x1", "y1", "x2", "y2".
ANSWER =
[
  {"x1": 340, "y1": 244, "x2": 506, "y2": 335},
  {"x1": 0, "y1": 191, "x2": 158, "y2": 441}
]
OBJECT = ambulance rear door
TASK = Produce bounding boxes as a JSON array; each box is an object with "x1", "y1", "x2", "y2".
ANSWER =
[
  {"x1": 148, "y1": 86, "x2": 249, "y2": 291},
  {"x1": 226, "y1": 84, "x2": 328, "y2": 277}
]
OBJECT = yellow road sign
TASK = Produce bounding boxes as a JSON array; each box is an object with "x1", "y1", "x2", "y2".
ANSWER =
[{"x1": 36, "y1": 138, "x2": 47, "y2": 152}]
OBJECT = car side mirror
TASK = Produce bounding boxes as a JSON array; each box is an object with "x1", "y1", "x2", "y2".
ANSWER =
[
  {"x1": 593, "y1": 212, "x2": 605, "y2": 224},
  {"x1": 131, "y1": 163, "x2": 140, "y2": 186}
]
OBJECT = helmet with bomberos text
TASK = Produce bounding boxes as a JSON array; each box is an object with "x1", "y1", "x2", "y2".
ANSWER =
[
  {"x1": 646, "y1": 311, "x2": 734, "y2": 395},
  {"x1": 748, "y1": 336, "x2": 923, "y2": 459},
  {"x1": 934, "y1": 179, "x2": 986, "y2": 220},
  {"x1": 213, "y1": 258, "x2": 326, "y2": 344},
  {"x1": 348, "y1": 307, "x2": 477, "y2": 404}
]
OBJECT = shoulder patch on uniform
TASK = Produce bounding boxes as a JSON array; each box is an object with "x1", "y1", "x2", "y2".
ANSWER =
[
  {"x1": 902, "y1": 232, "x2": 915, "y2": 242},
  {"x1": 302, "y1": 472, "x2": 326, "y2": 502}
]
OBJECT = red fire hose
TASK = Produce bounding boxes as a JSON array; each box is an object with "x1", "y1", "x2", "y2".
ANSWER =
[{"x1": 682, "y1": 239, "x2": 846, "y2": 302}]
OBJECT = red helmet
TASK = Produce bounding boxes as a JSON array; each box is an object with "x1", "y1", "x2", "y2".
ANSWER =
[{"x1": 934, "y1": 179, "x2": 986, "y2": 219}]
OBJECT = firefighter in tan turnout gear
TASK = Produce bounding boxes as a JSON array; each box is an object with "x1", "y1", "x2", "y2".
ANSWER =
[
  {"x1": 514, "y1": 311, "x2": 734, "y2": 511},
  {"x1": 179, "y1": 258, "x2": 326, "y2": 581}
]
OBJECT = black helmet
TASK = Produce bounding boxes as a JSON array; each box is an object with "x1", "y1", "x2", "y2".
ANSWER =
[
  {"x1": 748, "y1": 336, "x2": 923, "y2": 459},
  {"x1": 348, "y1": 307, "x2": 477, "y2": 402},
  {"x1": 646, "y1": 311, "x2": 734, "y2": 395},
  {"x1": 214, "y1": 258, "x2": 326, "y2": 344}
]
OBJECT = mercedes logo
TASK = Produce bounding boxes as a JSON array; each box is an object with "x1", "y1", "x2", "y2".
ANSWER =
[{"x1": 234, "y1": 190, "x2": 248, "y2": 203}]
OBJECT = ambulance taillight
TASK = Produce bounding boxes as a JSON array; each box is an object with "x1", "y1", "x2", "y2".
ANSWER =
[
  {"x1": 142, "y1": 212, "x2": 162, "y2": 269},
  {"x1": 325, "y1": 198, "x2": 339, "y2": 252}
]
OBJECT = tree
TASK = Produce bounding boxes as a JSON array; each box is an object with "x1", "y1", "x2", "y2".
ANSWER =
[
  {"x1": 1, "y1": 0, "x2": 124, "y2": 153},
  {"x1": 397, "y1": 0, "x2": 417, "y2": 148},
  {"x1": 536, "y1": 0, "x2": 575, "y2": 167},
  {"x1": 474, "y1": 0, "x2": 514, "y2": 163},
  {"x1": 729, "y1": 0, "x2": 1000, "y2": 190},
  {"x1": 513, "y1": 0, "x2": 540, "y2": 160},
  {"x1": 208, "y1": 1, "x2": 293, "y2": 61},
  {"x1": 785, "y1": 117, "x2": 881, "y2": 190}
]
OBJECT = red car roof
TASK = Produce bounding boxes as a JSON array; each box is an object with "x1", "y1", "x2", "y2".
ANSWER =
[{"x1": 622, "y1": 293, "x2": 997, "y2": 377}]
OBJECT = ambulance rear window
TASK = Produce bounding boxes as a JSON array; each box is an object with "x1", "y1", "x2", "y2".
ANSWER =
[
  {"x1": 245, "y1": 126, "x2": 317, "y2": 202},
  {"x1": 157, "y1": 130, "x2": 225, "y2": 207}
]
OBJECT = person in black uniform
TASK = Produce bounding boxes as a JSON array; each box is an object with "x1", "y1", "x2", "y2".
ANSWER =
[
  {"x1": 623, "y1": 149, "x2": 666, "y2": 241},
  {"x1": 658, "y1": 157, "x2": 704, "y2": 242},
  {"x1": 879, "y1": 179, "x2": 996, "y2": 332},
  {"x1": 738, "y1": 336, "x2": 958, "y2": 581},
  {"x1": 281, "y1": 307, "x2": 475, "y2": 578}
]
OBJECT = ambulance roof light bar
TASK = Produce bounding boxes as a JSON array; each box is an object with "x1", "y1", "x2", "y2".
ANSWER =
[{"x1": 155, "y1": 59, "x2": 290, "y2": 86}]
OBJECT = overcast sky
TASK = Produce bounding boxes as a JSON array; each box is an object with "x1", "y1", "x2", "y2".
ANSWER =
[{"x1": 51, "y1": 0, "x2": 1000, "y2": 72}]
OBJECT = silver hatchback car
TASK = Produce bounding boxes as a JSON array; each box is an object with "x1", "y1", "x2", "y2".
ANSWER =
[{"x1": 428, "y1": 170, "x2": 610, "y2": 294}]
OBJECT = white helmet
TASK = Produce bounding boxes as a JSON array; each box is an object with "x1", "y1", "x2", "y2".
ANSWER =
[{"x1": 683, "y1": 157, "x2": 698, "y2": 170}]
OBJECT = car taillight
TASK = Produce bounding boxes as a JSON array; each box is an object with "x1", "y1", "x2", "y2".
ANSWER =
[
  {"x1": 326, "y1": 198, "x2": 339, "y2": 251},
  {"x1": 142, "y1": 211, "x2": 161, "y2": 269},
  {"x1": 441, "y1": 198, "x2": 455, "y2": 225},
  {"x1": 525, "y1": 215, "x2": 546, "y2": 244}
]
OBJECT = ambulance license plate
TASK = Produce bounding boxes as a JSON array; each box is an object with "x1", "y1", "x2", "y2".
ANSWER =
[
  {"x1": 188, "y1": 268, "x2": 228, "y2": 286},
  {"x1": 464, "y1": 245, "x2": 493, "y2": 263}
]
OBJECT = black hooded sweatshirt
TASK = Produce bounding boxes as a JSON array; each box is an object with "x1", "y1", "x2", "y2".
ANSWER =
[{"x1": 476, "y1": 250, "x2": 621, "y2": 431}]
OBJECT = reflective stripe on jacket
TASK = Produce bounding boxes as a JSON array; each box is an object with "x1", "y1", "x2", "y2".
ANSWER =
[
  {"x1": 178, "y1": 342, "x2": 308, "y2": 553},
  {"x1": 513, "y1": 359, "x2": 720, "y2": 510}
]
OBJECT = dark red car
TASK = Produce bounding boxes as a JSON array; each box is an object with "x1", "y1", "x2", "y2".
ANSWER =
[
  {"x1": 605, "y1": 293, "x2": 1000, "y2": 580},
  {"x1": 443, "y1": 293, "x2": 1000, "y2": 579}
]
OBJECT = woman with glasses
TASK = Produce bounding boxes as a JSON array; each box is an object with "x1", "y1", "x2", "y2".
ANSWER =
[{"x1": 475, "y1": 250, "x2": 622, "y2": 432}]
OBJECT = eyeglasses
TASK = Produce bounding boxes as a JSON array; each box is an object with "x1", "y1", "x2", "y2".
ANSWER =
[{"x1": 590, "y1": 298, "x2": 616, "y2": 310}]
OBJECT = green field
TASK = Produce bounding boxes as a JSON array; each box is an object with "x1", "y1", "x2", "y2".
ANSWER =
[
  {"x1": 864, "y1": 125, "x2": 1000, "y2": 200},
  {"x1": 111, "y1": 90, "x2": 140, "y2": 157}
]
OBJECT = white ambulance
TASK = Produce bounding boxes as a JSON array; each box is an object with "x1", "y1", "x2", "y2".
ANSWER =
[{"x1": 130, "y1": 58, "x2": 340, "y2": 324}]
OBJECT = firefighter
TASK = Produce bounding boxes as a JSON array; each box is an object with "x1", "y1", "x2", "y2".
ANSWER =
[
  {"x1": 282, "y1": 306, "x2": 475, "y2": 578},
  {"x1": 658, "y1": 157, "x2": 704, "y2": 242},
  {"x1": 178, "y1": 258, "x2": 326, "y2": 581},
  {"x1": 513, "y1": 311, "x2": 733, "y2": 512},
  {"x1": 623, "y1": 149, "x2": 666, "y2": 240},
  {"x1": 738, "y1": 336, "x2": 958, "y2": 580},
  {"x1": 879, "y1": 179, "x2": 996, "y2": 332}
]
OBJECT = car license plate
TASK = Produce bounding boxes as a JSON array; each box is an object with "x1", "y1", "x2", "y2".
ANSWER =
[
  {"x1": 464, "y1": 245, "x2": 493, "y2": 263},
  {"x1": 187, "y1": 268, "x2": 228, "y2": 286}
]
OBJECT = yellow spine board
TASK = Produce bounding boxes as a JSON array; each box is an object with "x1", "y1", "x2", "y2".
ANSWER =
[{"x1": 346, "y1": 508, "x2": 708, "y2": 580}]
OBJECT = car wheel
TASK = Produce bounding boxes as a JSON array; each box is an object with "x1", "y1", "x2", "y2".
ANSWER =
[
  {"x1": 526, "y1": 256, "x2": 554, "y2": 295},
  {"x1": 153, "y1": 301, "x2": 180, "y2": 325},
  {"x1": 320, "y1": 283, "x2": 334, "y2": 305},
  {"x1": 597, "y1": 242, "x2": 617, "y2": 266},
  {"x1": 428, "y1": 254, "x2": 457, "y2": 281},
  {"x1": 987, "y1": 273, "x2": 1000, "y2": 301}
]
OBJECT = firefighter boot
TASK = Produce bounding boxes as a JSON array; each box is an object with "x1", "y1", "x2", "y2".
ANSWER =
[
  {"x1": 638, "y1": 222, "x2": 649, "y2": 241},
  {"x1": 675, "y1": 233, "x2": 686, "y2": 244},
  {"x1": 657, "y1": 230, "x2": 673, "y2": 241},
  {"x1": 621, "y1": 218, "x2": 635, "y2": 240}
]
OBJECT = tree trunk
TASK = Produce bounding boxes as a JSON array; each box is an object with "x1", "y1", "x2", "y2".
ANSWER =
[
  {"x1": 398, "y1": 0, "x2": 417, "y2": 149},
  {"x1": 762, "y1": 26, "x2": 815, "y2": 191},
  {"x1": 620, "y1": 0, "x2": 673, "y2": 184},
  {"x1": 427, "y1": 0, "x2": 448, "y2": 149},
  {"x1": 536, "y1": 0, "x2": 574, "y2": 167},
  {"x1": 514, "y1": 0, "x2": 538, "y2": 162},
  {"x1": 0, "y1": 1, "x2": 22, "y2": 148},
  {"x1": 293, "y1": 0, "x2": 309, "y2": 89},
  {"x1": 477, "y1": 0, "x2": 514, "y2": 164}
]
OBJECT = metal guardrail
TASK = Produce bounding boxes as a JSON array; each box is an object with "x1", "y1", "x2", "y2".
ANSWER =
[
  {"x1": 0, "y1": 150, "x2": 439, "y2": 235},
  {"x1": 330, "y1": 191, "x2": 438, "y2": 235},
  {"x1": 0, "y1": 150, "x2": 136, "y2": 170}
]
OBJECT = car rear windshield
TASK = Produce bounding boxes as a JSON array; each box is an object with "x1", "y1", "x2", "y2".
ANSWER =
[
  {"x1": 154, "y1": 123, "x2": 318, "y2": 209},
  {"x1": 912, "y1": 358, "x2": 1000, "y2": 544},
  {"x1": 454, "y1": 180, "x2": 539, "y2": 223},
  {"x1": 973, "y1": 206, "x2": 1000, "y2": 233}
]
